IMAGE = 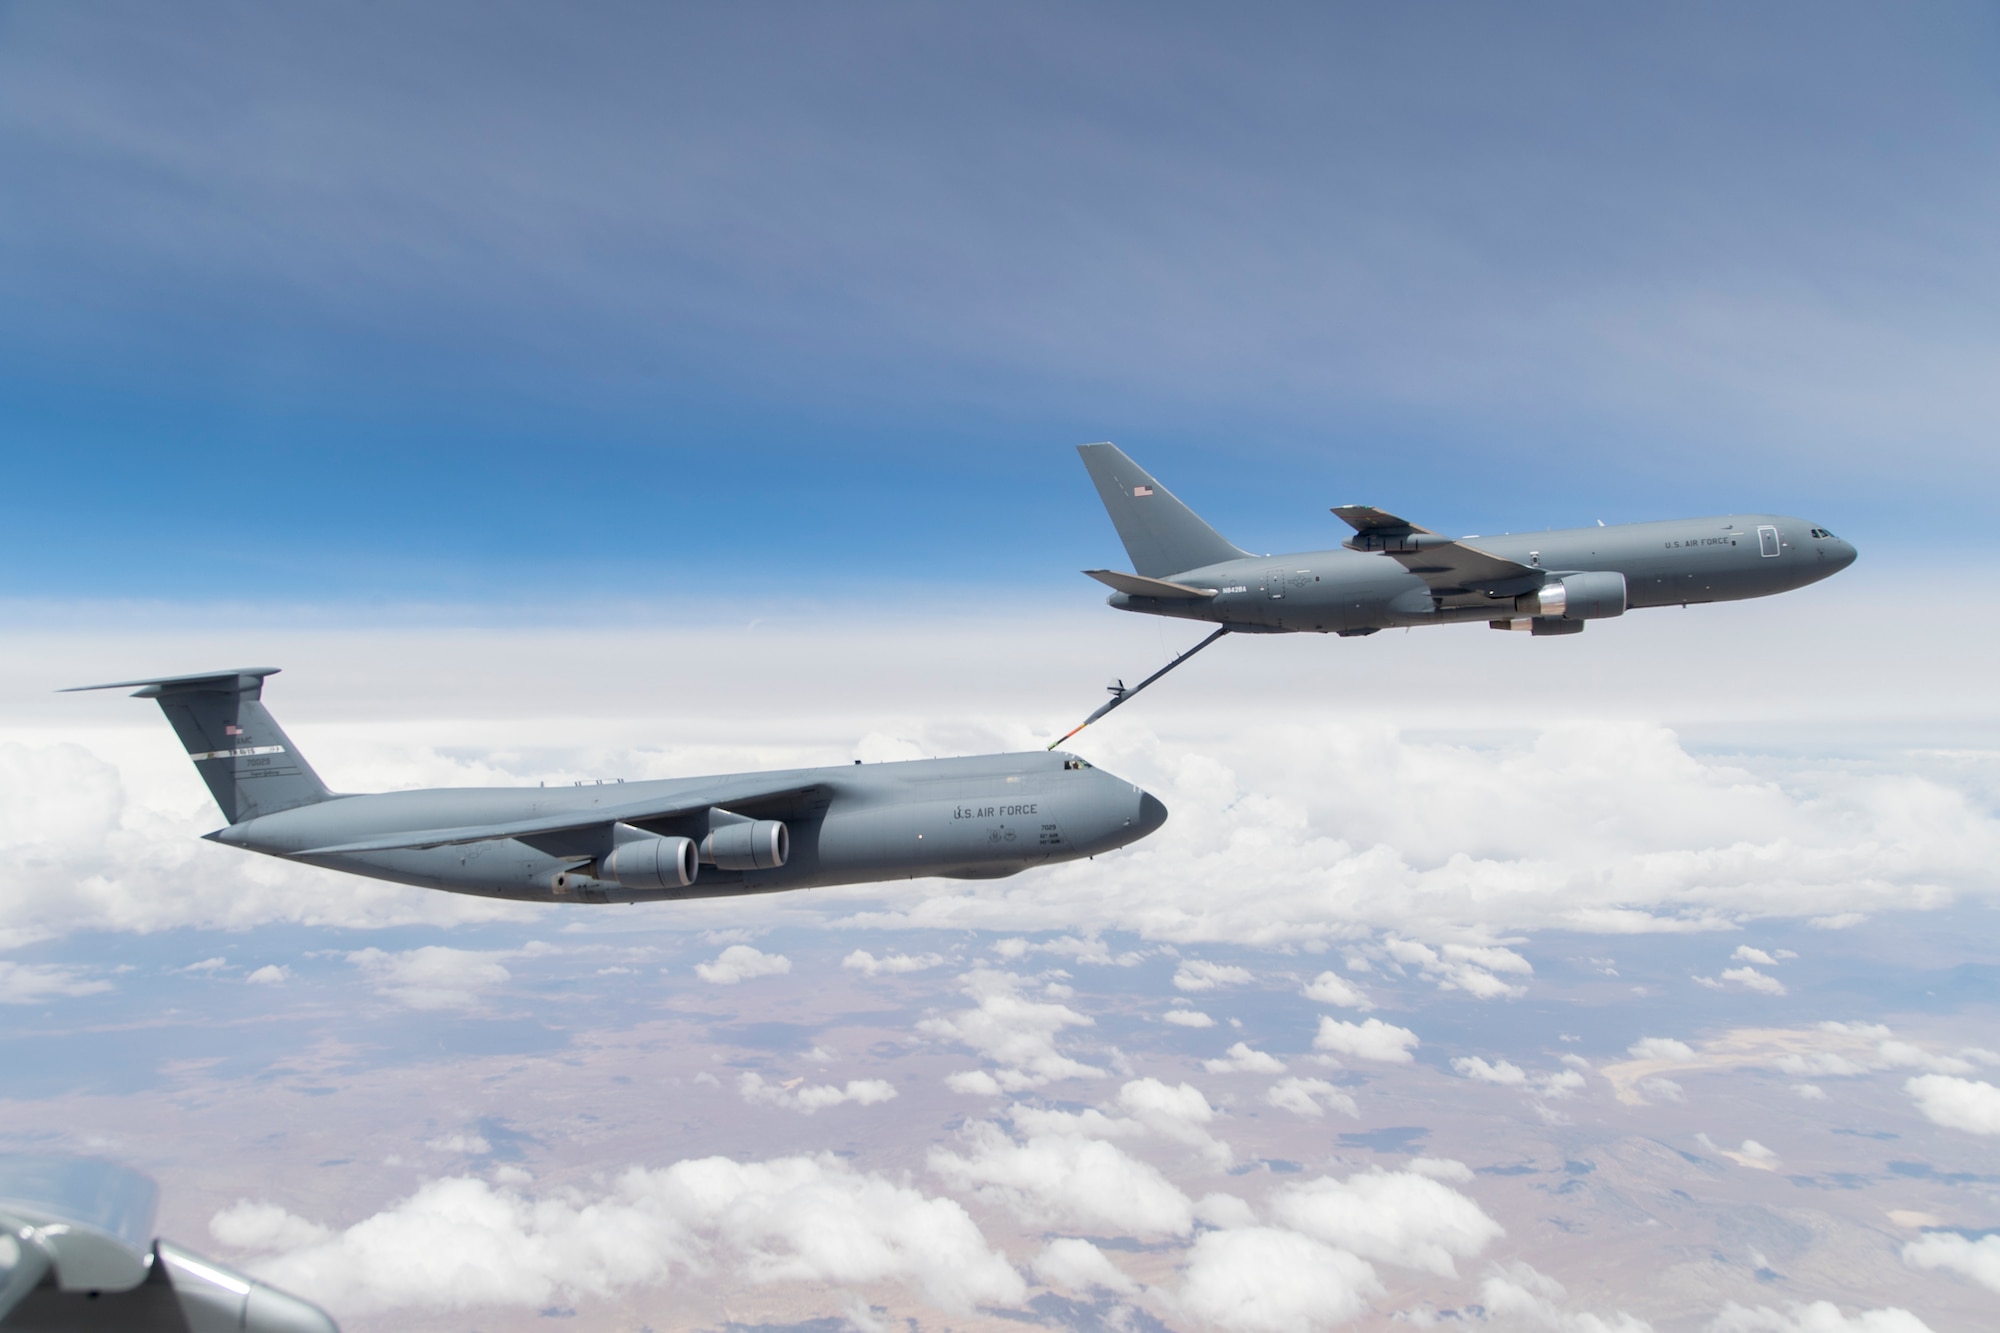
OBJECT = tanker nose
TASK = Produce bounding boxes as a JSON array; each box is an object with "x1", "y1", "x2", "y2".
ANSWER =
[
  {"x1": 1832, "y1": 538, "x2": 1858, "y2": 571},
  {"x1": 1135, "y1": 790, "x2": 1168, "y2": 835}
]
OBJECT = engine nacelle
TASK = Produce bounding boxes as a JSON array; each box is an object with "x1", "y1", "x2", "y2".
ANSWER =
[
  {"x1": 703, "y1": 819, "x2": 789, "y2": 870},
  {"x1": 1515, "y1": 571, "x2": 1627, "y2": 620},
  {"x1": 603, "y1": 834, "x2": 698, "y2": 890}
]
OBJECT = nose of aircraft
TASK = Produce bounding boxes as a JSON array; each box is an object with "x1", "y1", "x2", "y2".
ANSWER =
[
  {"x1": 1831, "y1": 537, "x2": 1858, "y2": 571},
  {"x1": 1136, "y1": 790, "x2": 1169, "y2": 835}
]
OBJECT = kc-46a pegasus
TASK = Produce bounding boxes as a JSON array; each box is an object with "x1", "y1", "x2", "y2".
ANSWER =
[
  {"x1": 1077, "y1": 443, "x2": 1855, "y2": 637},
  {"x1": 68, "y1": 670, "x2": 1166, "y2": 904}
]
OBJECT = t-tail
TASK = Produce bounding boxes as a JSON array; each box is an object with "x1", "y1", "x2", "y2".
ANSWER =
[
  {"x1": 63, "y1": 669, "x2": 333, "y2": 824},
  {"x1": 1076, "y1": 442, "x2": 1250, "y2": 578}
]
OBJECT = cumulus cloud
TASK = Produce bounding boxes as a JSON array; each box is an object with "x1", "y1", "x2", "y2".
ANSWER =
[
  {"x1": 347, "y1": 946, "x2": 513, "y2": 1010},
  {"x1": 1452, "y1": 1056, "x2": 1527, "y2": 1086},
  {"x1": 1903, "y1": 1075, "x2": 2000, "y2": 1135},
  {"x1": 0, "y1": 960, "x2": 112, "y2": 1004},
  {"x1": 1264, "y1": 1078, "x2": 1358, "y2": 1119},
  {"x1": 1164, "y1": 1008, "x2": 1216, "y2": 1028},
  {"x1": 928, "y1": 1119, "x2": 1194, "y2": 1237},
  {"x1": 1204, "y1": 1042, "x2": 1286, "y2": 1074},
  {"x1": 1694, "y1": 966, "x2": 1786, "y2": 996},
  {"x1": 245, "y1": 964, "x2": 290, "y2": 985},
  {"x1": 1313, "y1": 1017, "x2": 1419, "y2": 1063},
  {"x1": 1480, "y1": 1262, "x2": 1653, "y2": 1332},
  {"x1": 1301, "y1": 971, "x2": 1373, "y2": 1010},
  {"x1": 1031, "y1": 1237, "x2": 1138, "y2": 1296},
  {"x1": 1174, "y1": 960, "x2": 1255, "y2": 992},
  {"x1": 1177, "y1": 1227, "x2": 1382, "y2": 1333},
  {"x1": 695, "y1": 944, "x2": 792, "y2": 984},
  {"x1": 1708, "y1": 1301, "x2": 1935, "y2": 1332},
  {"x1": 1627, "y1": 1037, "x2": 1696, "y2": 1062},
  {"x1": 1000, "y1": 1078, "x2": 1235, "y2": 1171},
  {"x1": 918, "y1": 969, "x2": 1103, "y2": 1091},
  {"x1": 1901, "y1": 1231, "x2": 2000, "y2": 1294},
  {"x1": 1731, "y1": 946, "x2": 1778, "y2": 965},
  {"x1": 1378, "y1": 938, "x2": 1533, "y2": 999},
  {"x1": 842, "y1": 948, "x2": 944, "y2": 976},
  {"x1": 737, "y1": 1072, "x2": 898, "y2": 1113},
  {"x1": 1269, "y1": 1171, "x2": 1503, "y2": 1278},
  {"x1": 212, "y1": 1156, "x2": 1025, "y2": 1316}
]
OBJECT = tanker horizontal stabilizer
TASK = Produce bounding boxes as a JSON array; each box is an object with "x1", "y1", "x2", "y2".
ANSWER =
[{"x1": 1082, "y1": 569, "x2": 1218, "y2": 599}]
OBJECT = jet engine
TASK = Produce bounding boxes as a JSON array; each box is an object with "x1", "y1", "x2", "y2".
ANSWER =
[
  {"x1": 703, "y1": 819, "x2": 789, "y2": 870},
  {"x1": 1514, "y1": 571, "x2": 1627, "y2": 620},
  {"x1": 603, "y1": 834, "x2": 698, "y2": 890}
]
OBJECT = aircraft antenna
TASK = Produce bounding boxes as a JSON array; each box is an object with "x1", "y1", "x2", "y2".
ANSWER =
[{"x1": 1047, "y1": 626, "x2": 1231, "y2": 750}]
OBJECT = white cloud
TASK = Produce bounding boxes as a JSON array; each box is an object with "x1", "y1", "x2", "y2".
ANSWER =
[
  {"x1": 1637, "y1": 1078, "x2": 1685, "y2": 1104},
  {"x1": 1627, "y1": 1037, "x2": 1696, "y2": 1062},
  {"x1": 214, "y1": 1156, "x2": 1025, "y2": 1316},
  {"x1": 738, "y1": 1072, "x2": 898, "y2": 1113},
  {"x1": 917, "y1": 969, "x2": 1103, "y2": 1091},
  {"x1": 1902, "y1": 1231, "x2": 2000, "y2": 1294},
  {"x1": 211, "y1": 1201, "x2": 334, "y2": 1253},
  {"x1": 695, "y1": 944, "x2": 792, "y2": 984},
  {"x1": 346, "y1": 946, "x2": 512, "y2": 1010},
  {"x1": 1174, "y1": 960, "x2": 1255, "y2": 992},
  {"x1": 1177, "y1": 1227, "x2": 1382, "y2": 1333},
  {"x1": 1377, "y1": 938, "x2": 1533, "y2": 1000},
  {"x1": 1452, "y1": 1056, "x2": 1527, "y2": 1086},
  {"x1": 1301, "y1": 971, "x2": 1373, "y2": 1010},
  {"x1": 1269, "y1": 1171, "x2": 1503, "y2": 1277},
  {"x1": 1480, "y1": 1262, "x2": 1654, "y2": 1332},
  {"x1": 1265, "y1": 1078, "x2": 1357, "y2": 1119},
  {"x1": 1204, "y1": 1042, "x2": 1286, "y2": 1074},
  {"x1": 1164, "y1": 1008, "x2": 1216, "y2": 1028},
  {"x1": 928, "y1": 1120, "x2": 1194, "y2": 1237},
  {"x1": 0, "y1": 961, "x2": 112, "y2": 1004},
  {"x1": 1313, "y1": 1017, "x2": 1418, "y2": 1064},
  {"x1": 1001, "y1": 1079, "x2": 1235, "y2": 1170},
  {"x1": 1708, "y1": 1301, "x2": 1936, "y2": 1332},
  {"x1": 1031, "y1": 1237, "x2": 1138, "y2": 1296},
  {"x1": 1903, "y1": 1075, "x2": 2000, "y2": 1135},
  {"x1": 245, "y1": 964, "x2": 290, "y2": 985},
  {"x1": 1406, "y1": 1158, "x2": 1474, "y2": 1183},
  {"x1": 1793, "y1": 1083, "x2": 1827, "y2": 1100},
  {"x1": 842, "y1": 948, "x2": 944, "y2": 976},
  {"x1": 1731, "y1": 946, "x2": 1777, "y2": 965},
  {"x1": 424, "y1": 1133, "x2": 491, "y2": 1155},
  {"x1": 1720, "y1": 967, "x2": 1787, "y2": 996},
  {"x1": 179, "y1": 957, "x2": 229, "y2": 974}
]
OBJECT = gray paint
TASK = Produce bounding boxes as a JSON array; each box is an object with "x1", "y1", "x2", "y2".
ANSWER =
[
  {"x1": 1077, "y1": 443, "x2": 1857, "y2": 637},
  {"x1": 0, "y1": 1155, "x2": 336, "y2": 1332},
  {"x1": 68, "y1": 672, "x2": 1167, "y2": 905}
]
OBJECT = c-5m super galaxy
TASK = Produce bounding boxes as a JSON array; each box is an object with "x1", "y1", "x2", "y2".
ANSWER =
[
  {"x1": 1077, "y1": 442, "x2": 1856, "y2": 638},
  {"x1": 67, "y1": 670, "x2": 1166, "y2": 903}
]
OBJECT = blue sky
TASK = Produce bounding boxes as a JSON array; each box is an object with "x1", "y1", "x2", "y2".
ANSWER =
[
  {"x1": 7, "y1": 13, "x2": 2000, "y2": 1326},
  {"x1": 4, "y1": 2, "x2": 1998, "y2": 604}
]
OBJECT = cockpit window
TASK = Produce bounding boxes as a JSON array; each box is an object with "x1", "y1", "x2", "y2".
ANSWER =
[
  {"x1": 1062, "y1": 758, "x2": 1093, "y2": 771},
  {"x1": 1809, "y1": 527, "x2": 1836, "y2": 539}
]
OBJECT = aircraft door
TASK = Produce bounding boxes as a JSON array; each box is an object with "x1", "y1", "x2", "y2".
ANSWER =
[
  {"x1": 1263, "y1": 564, "x2": 1285, "y2": 599},
  {"x1": 1758, "y1": 525, "x2": 1780, "y2": 558}
]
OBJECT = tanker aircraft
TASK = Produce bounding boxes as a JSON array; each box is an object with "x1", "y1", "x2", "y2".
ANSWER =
[
  {"x1": 1077, "y1": 443, "x2": 1855, "y2": 637},
  {"x1": 68, "y1": 670, "x2": 1166, "y2": 903}
]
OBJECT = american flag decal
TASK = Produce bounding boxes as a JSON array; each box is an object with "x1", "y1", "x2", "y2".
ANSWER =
[
  {"x1": 224, "y1": 724, "x2": 243, "y2": 736},
  {"x1": 1133, "y1": 485, "x2": 1154, "y2": 497}
]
